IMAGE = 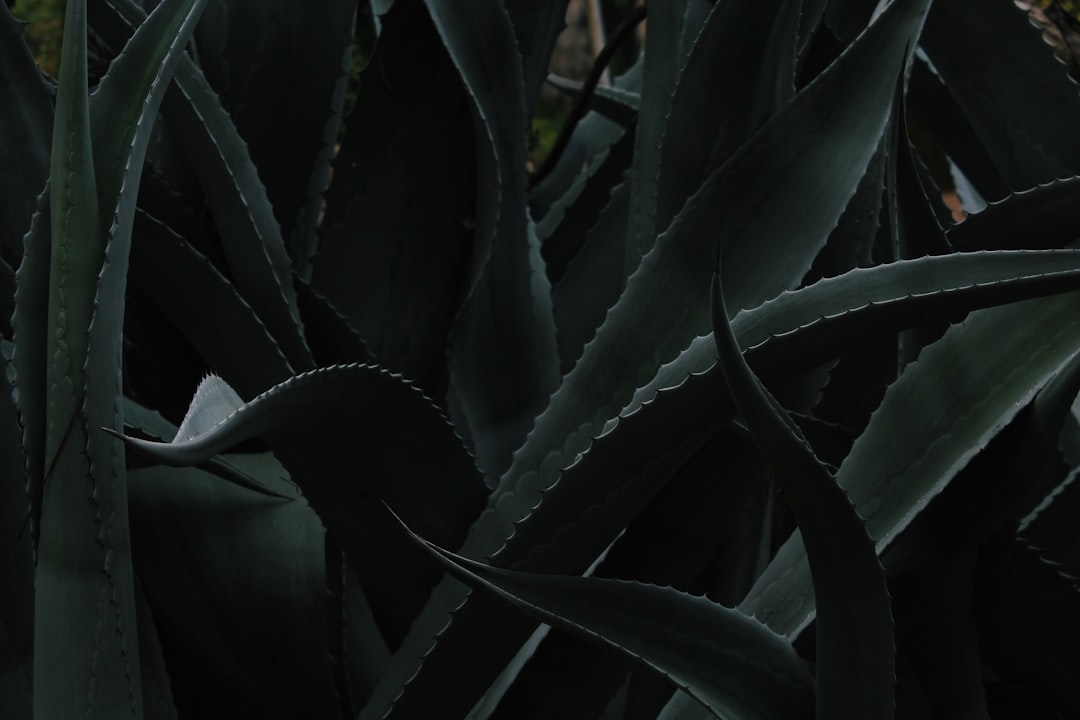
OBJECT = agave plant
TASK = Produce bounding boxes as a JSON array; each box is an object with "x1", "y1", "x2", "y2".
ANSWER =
[{"x1": 3, "y1": 0, "x2": 1080, "y2": 718}]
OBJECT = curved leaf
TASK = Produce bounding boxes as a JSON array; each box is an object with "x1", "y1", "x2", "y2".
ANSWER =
[
  {"x1": 505, "y1": 0, "x2": 571, "y2": 118},
  {"x1": 313, "y1": 0, "x2": 474, "y2": 390},
  {"x1": 497, "y1": 0, "x2": 931, "y2": 539},
  {"x1": 741, "y1": 291, "x2": 1080, "y2": 639},
  {"x1": 1020, "y1": 468, "x2": 1080, "y2": 577},
  {"x1": 434, "y1": 0, "x2": 561, "y2": 477},
  {"x1": 293, "y1": 277, "x2": 373, "y2": 368},
  {"x1": 628, "y1": 0, "x2": 689, "y2": 263},
  {"x1": 191, "y1": 0, "x2": 356, "y2": 275},
  {"x1": 546, "y1": 74, "x2": 639, "y2": 127},
  {"x1": 33, "y1": 0, "x2": 209, "y2": 716},
  {"x1": 122, "y1": 395, "x2": 290, "y2": 500},
  {"x1": 918, "y1": 0, "x2": 1080, "y2": 189},
  {"x1": 551, "y1": 173, "x2": 631, "y2": 373},
  {"x1": 538, "y1": 122, "x2": 634, "y2": 287},
  {"x1": 128, "y1": 464, "x2": 340, "y2": 719},
  {"x1": 948, "y1": 176, "x2": 1080, "y2": 252},
  {"x1": 393, "y1": 511, "x2": 815, "y2": 720},
  {"x1": 91, "y1": 0, "x2": 315, "y2": 372},
  {"x1": 129, "y1": 208, "x2": 293, "y2": 398},
  {"x1": 652, "y1": 0, "x2": 791, "y2": 247},
  {"x1": 529, "y1": 58, "x2": 641, "y2": 226},
  {"x1": 630, "y1": 249, "x2": 1080, "y2": 412},
  {"x1": 113, "y1": 364, "x2": 487, "y2": 647},
  {"x1": 526, "y1": 248, "x2": 1080, "y2": 580},
  {"x1": 10, "y1": 189, "x2": 49, "y2": 541},
  {"x1": 711, "y1": 257, "x2": 894, "y2": 719}
]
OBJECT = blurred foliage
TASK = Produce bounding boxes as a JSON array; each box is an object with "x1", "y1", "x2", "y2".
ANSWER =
[
  {"x1": 10, "y1": 0, "x2": 63, "y2": 76},
  {"x1": 1035, "y1": 0, "x2": 1080, "y2": 15}
]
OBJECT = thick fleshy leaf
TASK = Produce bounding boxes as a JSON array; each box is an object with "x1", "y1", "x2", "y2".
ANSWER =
[
  {"x1": 825, "y1": 0, "x2": 877, "y2": 40},
  {"x1": 628, "y1": 249, "x2": 1080, "y2": 413},
  {"x1": 44, "y1": 0, "x2": 100, "y2": 475},
  {"x1": 393, "y1": 511, "x2": 815, "y2": 720},
  {"x1": 1020, "y1": 467, "x2": 1080, "y2": 577},
  {"x1": 529, "y1": 61, "x2": 640, "y2": 234},
  {"x1": 122, "y1": 395, "x2": 289, "y2": 500},
  {"x1": 89, "y1": 0, "x2": 314, "y2": 373},
  {"x1": 128, "y1": 463, "x2": 341, "y2": 719},
  {"x1": 538, "y1": 122, "x2": 634, "y2": 287},
  {"x1": 363, "y1": 371, "x2": 725, "y2": 720},
  {"x1": 918, "y1": 0, "x2": 1080, "y2": 189},
  {"x1": 552, "y1": 175, "x2": 631, "y2": 373},
  {"x1": 433, "y1": 0, "x2": 560, "y2": 477},
  {"x1": 905, "y1": 56, "x2": 1009, "y2": 204},
  {"x1": 546, "y1": 74, "x2": 639, "y2": 127},
  {"x1": 948, "y1": 176, "x2": 1080, "y2": 252},
  {"x1": 493, "y1": 431, "x2": 774, "y2": 720},
  {"x1": 157, "y1": 60, "x2": 313, "y2": 370},
  {"x1": 191, "y1": 0, "x2": 356, "y2": 274},
  {"x1": 293, "y1": 277, "x2": 372, "y2": 368},
  {"x1": 495, "y1": 0, "x2": 931, "y2": 541},
  {"x1": 535, "y1": 249, "x2": 1080, "y2": 590},
  {"x1": 10, "y1": 188, "x2": 49, "y2": 544},
  {"x1": 31, "y1": 0, "x2": 208, "y2": 716},
  {"x1": 883, "y1": 346, "x2": 1080, "y2": 578},
  {"x1": 313, "y1": 0, "x2": 474, "y2": 390},
  {"x1": 112, "y1": 364, "x2": 487, "y2": 648},
  {"x1": 711, "y1": 259, "x2": 893, "y2": 719},
  {"x1": 383, "y1": 80, "x2": 1079, "y2": 719},
  {"x1": 652, "y1": 0, "x2": 790, "y2": 245},
  {"x1": 628, "y1": 0, "x2": 689, "y2": 263},
  {"x1": 129, "y1": 208, "x2": 293, "y2": 398},
  {"x1": 504, "y1": 0, "x2": 571, "y2": 119},
  {"x1": 741, "y1": 291, "x2": 1080, "y2": 640}
]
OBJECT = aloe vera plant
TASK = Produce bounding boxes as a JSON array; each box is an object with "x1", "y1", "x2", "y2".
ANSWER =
[{"x1": 3, "y1": 0, "x2": 1080, "y2": 718}]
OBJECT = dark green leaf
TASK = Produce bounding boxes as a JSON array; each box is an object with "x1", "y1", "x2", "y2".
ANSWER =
[
  {"x1": 128, "y1": 463, "x2": 340, "y2": 719},
  {"x1": 112, "y1": 365, "x2": 487, "y2": 648},
  {"x1": 742, "y1": 291, "x2": 1080, "y2": 640},
  {"x1": 433, "y1": 0, "x2": 560, "y2": 477},
  {"x1": 919, "y1": 0, "x2": 1080, "y2": 189},
  {"x1": 293, "y1": 277, "x2": 373, "y2": 368},
  {"x1": 393, "y1": 511, "x2": 815, "y2": 720},
  {"x1": 551, "y1": 174, "x2": 631, "y2": 373},
  {"x1": 505, "y1": 0, "x2": 571, "y2": 118},
  {"x1": 1020, "y1": 468, "x2": 1080, "y2": 578},
  {"x1": 546, "y1": 74, "x2": 639, "y2": 127},
  {"x1": 628, "y1": 0, "x2": 689, "y2": 263},
  {"x1": 498, "y1": 0, "x2": 930, "y2": 544},
  {"x1": 653, "y1": 0, "x2": 789, "y2": 256},
  {"x1": 191, "y1": 0, "x2": 356, "y2": 275},
  {"x1": 33, "y1": 0, "x2": 208, "y2": 716},
  {"x1": 711, "y1": 257, "x2": 893, "y2": 719},
  {"x1": 538, "y1": 122, "x2": 634, "y2": 286},
  {"x1": 313, "y1": 0, "x2": 474, "y2": 391},
  {"x1": 948, "y1": 176, "x2": 1080, "y2": 252},
  {"x1": 130, "y1": 208, "x2": 293, "y2": 398}
]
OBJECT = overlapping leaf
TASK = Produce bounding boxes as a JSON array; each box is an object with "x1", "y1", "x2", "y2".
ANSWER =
[{"x1": 392, "y1": 511, "x2": 814, "y2": 720}]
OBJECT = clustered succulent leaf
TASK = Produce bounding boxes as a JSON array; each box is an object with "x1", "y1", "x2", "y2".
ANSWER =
[{"x1": 2, "y1": 0, "x2": 1080, "y2": 718}]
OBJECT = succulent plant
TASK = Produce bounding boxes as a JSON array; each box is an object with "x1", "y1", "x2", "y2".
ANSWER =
[{"x1": 3, "y1": 0, "x2": 1080, "y2": 718}]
